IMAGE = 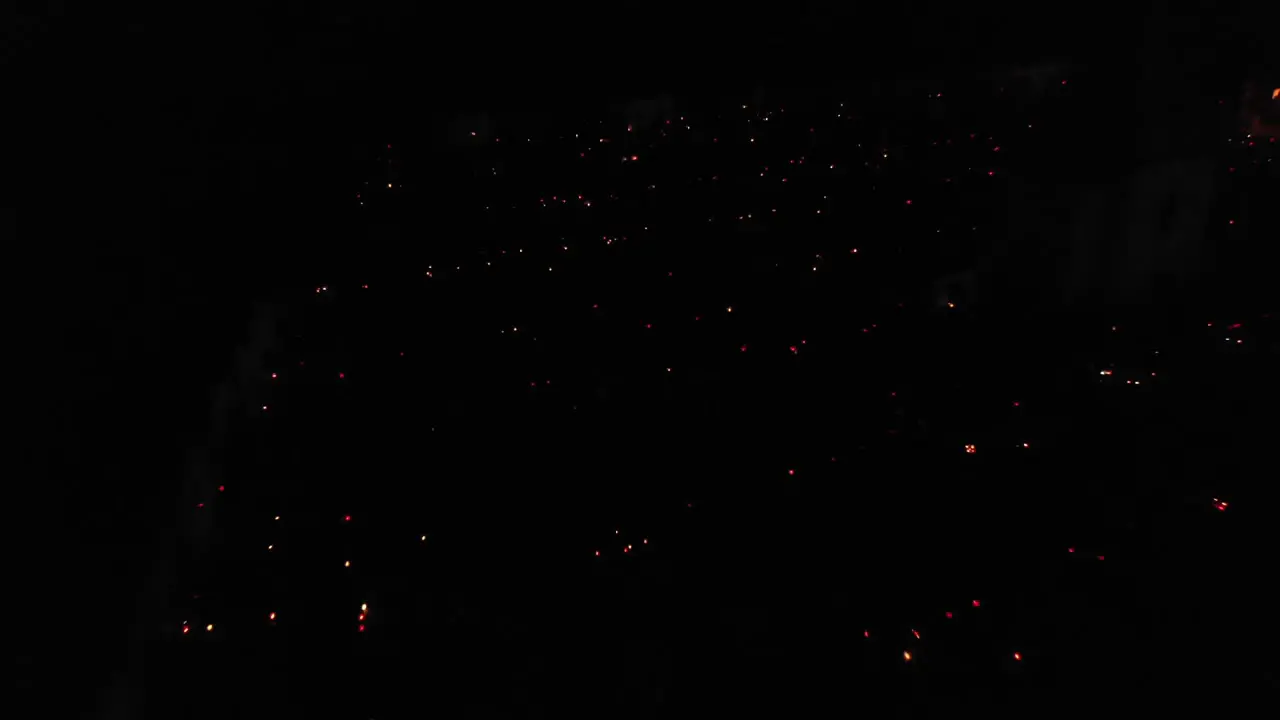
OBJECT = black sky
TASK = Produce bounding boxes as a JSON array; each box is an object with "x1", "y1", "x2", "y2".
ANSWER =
[{"x1": 8, "y1": 1, "x2": 1278, "y2": 714}]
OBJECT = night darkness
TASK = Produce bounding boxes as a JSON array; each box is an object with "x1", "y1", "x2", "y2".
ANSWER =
[{"x1": 10, "y1": 2, "x2": 1280, "y2": 717}]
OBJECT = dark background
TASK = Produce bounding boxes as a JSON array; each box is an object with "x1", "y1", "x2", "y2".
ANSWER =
[{"x1": 9, "y1": 2, "x2": 1279, "y2": 716}]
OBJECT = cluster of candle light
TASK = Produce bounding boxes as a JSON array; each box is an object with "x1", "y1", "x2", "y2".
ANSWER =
[{"x1": 176, "y1": 80, "x2": 1255, "y2": 682}]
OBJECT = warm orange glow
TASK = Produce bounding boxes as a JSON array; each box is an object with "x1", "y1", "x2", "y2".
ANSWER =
[
  {"x1": 1013, "y1": 652, "x2": 1022, "y2": 661},
  {"x1": 903, "y1": 651, "x2": 912, "y2": 662},
  {"x1": 344, "y1": 560, "x2": 351, "y2": 568},
  {"x1": 1273, "y1": 88, "x2": 1279, "y2": 100},
  {"x1": 269, "y1": 612, "x2": 276, "y2": 621},
  {"x1": 205, "y1": 624, "x2": 214, "y2": 632}
]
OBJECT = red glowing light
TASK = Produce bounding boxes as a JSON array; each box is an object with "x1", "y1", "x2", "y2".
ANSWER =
[
  {"x1": 182, "y1": 625, "x2": 190, "y2": 634},
  {"x1": 338, "y1": 372, "x2": 345, "y2": 379},
  {"x1": 864, "y1": 630, "x2": 870, "y2": 638},
  {"x1": 905, "y1": 199, "x2": 912, "y2": 206},
  {"x1": 344, "y1": 515, "x2": 351, "y2": 522},
  {"x1": 788, "y1": 469, "x2": 795, "y2": 476},
  {"x1": 1097, "y1": 555, "x2": 1105, "y2": 561},
  {"x1": 358, "y1": 625, "x2": 365, "y2": 632},
  {"x1": 218, "y1": 485, "x2": 225, "y2": 492},
  {"x1": 270, "y1": 373, "x2": 277, "y2": 379},
  {"x1": 1013, "y1": 652, "x2": 1022, "y2": 661},
  {"x1": 269, "y1": 612, "x2": 276, "y2": 621},
  {"x1": 945, "y1": 611, "x2": 953, "y2": 619},
  {"x1": 1068, "y1": 547, "x2": 1075, "y2": 553},
  {"x1": 594, "y1": 551, "x2": 600, "y2": 556},
  {"x1": 972, "y1": 600, "x2": 981, "y2": 607}
]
